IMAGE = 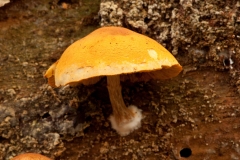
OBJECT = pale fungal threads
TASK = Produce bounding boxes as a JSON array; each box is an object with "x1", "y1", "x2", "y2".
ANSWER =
[{"x1": 109, "y1": 105, "x2": 143, "y2": 136}]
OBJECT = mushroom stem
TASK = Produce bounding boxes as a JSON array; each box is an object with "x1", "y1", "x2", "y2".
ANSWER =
[{"x1": 107, "y1": 75, "x2": 134, "y2": 124}]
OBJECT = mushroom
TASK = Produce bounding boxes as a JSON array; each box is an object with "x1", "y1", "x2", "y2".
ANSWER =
[
  {"x1": 44, "y1": 26, "x2": 182, "y2": 136},
  {"x1": 11, "y1": 153, "x2": 51, "y2": 160}
]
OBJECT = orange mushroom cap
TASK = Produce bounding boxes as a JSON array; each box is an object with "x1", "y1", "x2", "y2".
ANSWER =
[
  {"x1": 11, "y1": 153, "x2": 52, "y2": 160},
  {"x1": 44, "y1": 26, "x2": 182, "y2": 87}
]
